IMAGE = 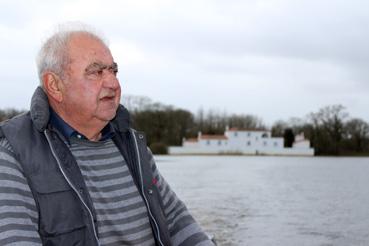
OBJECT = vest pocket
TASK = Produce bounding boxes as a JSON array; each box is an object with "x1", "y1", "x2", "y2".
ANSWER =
[
  {"x1": 42, "y1": 226, "x2": 88, "y2": 246},
  {"x1": 30, "y1": 172, "x2": 87, "y2": 238}
]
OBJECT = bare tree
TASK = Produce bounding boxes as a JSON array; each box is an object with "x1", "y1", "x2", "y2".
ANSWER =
[{"x1": 345, "y1": 118, "x2": 369, "y2": 152}]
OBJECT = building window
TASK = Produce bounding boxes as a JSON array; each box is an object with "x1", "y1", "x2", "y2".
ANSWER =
[
  {"x1": 247, "y1": 141, "x2": 251, "y2": 146},
  {"x1": 263, "y1": 141, "x2": 267, "y2": 146},
  {"x1": 234, "y1": 132, "x2": 238, "y2": 137},
  {"x1": 218, "y1": 140, "x2": 222, "y2": 146},
  {"x1": 247, "y1": 132, "x2": 251, "y2": 137},
  {"x1": 262, "y1": 133, "x2": 268, "y2": 138},
  {"x1": 207, "y1": 140, "x2": 210, "y2": 145},
  {"x1": 274, "y1": 142, "x2": 278, "y2": 147},
  {"x1": 255, "y1": 137, "x2": 258, "y2": 141}
]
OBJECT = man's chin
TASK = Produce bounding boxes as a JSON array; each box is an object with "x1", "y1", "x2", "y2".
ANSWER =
[
  {"x1": 105, "y1": 112, "x2": 117, "y2": 121},
  {"x1": 96, "y1": 110, "x2": 117, "y2": 122}
]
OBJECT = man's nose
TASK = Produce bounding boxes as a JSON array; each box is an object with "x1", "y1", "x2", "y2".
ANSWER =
[{"x1": 102, "y1": 72, "x2": 120, "y2": 89}]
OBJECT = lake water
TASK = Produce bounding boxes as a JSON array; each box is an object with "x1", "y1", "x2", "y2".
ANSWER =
[{"x1": 155, "y1": 156, "x2": 369, "y2": 246}]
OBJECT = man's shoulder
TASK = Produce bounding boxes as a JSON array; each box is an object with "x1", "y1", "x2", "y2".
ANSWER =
[
  {"x1": 0, "y1": 137, "x2": 21, "y2": 174},
  {"x1": 0, "y1": 137, "x2": 15, "y2": 155},
  {"x1": 0, "y1": 111, "x2": 31, "y2": 132},
  {"x1": 0, "y1": 111, "x2": 31, "y2": 151}
]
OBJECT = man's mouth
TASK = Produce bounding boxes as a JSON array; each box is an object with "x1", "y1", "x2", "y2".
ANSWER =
[
  {"x1": 100, "y1": 93, "x2": 116, "y2": 101},
  {"x1": 100, "y1": 96, "x2": 115, "y2": 103}
]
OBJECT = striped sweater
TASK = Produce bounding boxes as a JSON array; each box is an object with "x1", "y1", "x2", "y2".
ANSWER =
[{"x1": 0, "y1": 137, "x2": 213, "y2": 246}]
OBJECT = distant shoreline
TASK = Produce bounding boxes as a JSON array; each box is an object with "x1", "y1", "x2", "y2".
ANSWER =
[{"x1": 164, "y1": 153, "x2": 369, "y2": 157}]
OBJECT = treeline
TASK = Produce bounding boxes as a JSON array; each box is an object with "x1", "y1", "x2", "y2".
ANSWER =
[
  {"x1": 1, "y1": 98, "x2": 369, "y2": 156},
  {"x1": 124, "y1": 96, "x2": 369, "y2": 155},
  {"x1": 271, "y1": 105, "x2": 369, "y2": 156},
  {"x1": 132, "y1": 108, "x2": 266, "y2": 153},
  {"x1": 123, "y1": 96, "x2": 266, "y2": 153}
]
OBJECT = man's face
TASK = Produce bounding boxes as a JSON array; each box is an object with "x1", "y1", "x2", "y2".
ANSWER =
[{"x1": 61, "y1": 34, "x2": 121, "y2": 125}]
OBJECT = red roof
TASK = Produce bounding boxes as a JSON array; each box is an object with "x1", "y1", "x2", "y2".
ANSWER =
[
  {"x1": 228, "y1": 127, "x2": 267, "y2": 132},
  {"x1": 201, "y1": 135, "x2": 228, "y2": 140}
]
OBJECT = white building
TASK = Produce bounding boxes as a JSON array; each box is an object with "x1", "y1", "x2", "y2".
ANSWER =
[{"x1": 169, "y1": 127, "x2": 314, "y2": 156}]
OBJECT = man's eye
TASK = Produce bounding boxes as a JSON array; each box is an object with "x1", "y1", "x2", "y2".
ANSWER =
[
  {"x1": 87, "y1": 69, "x2": 103, "y2": 76},
  {"x1": 109, "y1": 67, "x2": 118, "y2": 76},
  {"x1": 85, "y1": 63, "x2": 118, "y2": 79},
  {"x1": 96, "y1": 69, "x2": 104, "y2": 75}
]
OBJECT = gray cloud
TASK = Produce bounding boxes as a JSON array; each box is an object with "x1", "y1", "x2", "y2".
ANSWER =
[{"x1": 0, "y1": 0, "x2": 368, "y2": 125}]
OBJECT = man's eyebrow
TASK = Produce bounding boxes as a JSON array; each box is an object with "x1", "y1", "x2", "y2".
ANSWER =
[
  {"x1": 85, "y1": 62, "x2": 104, "y2": 70},
  {"x1": 111, "y1": 62, "x2": 118, "y2": 70},
  {"x1": 85, "y1": 62, "x2": 117, "y2": 69}
]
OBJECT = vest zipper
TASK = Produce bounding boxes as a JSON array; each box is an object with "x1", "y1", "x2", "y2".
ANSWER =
[
  {"x1": 44, "y1": 131, "x2": 100, "y2": 246},
  {"x1": 131, "y1": 129, "x2": 165, "y2": 246}
]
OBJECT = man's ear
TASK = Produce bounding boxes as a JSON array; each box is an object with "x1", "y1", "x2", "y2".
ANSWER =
[{"x1": 42, "y1": 72, "x2": 64, "y2": 103}]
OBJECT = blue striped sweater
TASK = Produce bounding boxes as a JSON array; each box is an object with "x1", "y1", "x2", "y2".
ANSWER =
[{"x1": 0, "y1": 137, "x2": 214, "y2": 246}]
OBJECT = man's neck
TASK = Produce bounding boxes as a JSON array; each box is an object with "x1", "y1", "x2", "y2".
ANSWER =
[
  {"x1": 50, "y1": 105, "x2": 107, "y2": 142},
  {"x1": 87, "y1": 132, "x2": 103, "y2": 142},
  {"x1": 64, "y1": 118, "x2": 106, "y2": 142}
]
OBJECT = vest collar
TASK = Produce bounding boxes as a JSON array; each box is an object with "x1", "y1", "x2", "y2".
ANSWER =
[{"x1": 30, "y1": 86, "x2": 131, "y2": 133}]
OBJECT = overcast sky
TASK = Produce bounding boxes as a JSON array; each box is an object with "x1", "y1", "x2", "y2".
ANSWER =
[{"x1": 0, "y1": 0, "x2": 368, "y2": 126}]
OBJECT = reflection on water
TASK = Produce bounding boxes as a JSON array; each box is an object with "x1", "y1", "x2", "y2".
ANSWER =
[{"x1": 155, "y1": 156, "x2": 369, "y2": 246}]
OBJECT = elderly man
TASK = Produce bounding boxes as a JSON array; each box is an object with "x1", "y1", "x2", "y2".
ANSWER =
[{"x1": 0, "y1": 25, "x2": 214, "y2": 246}]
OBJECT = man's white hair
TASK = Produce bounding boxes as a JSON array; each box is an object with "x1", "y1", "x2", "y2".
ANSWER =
[{"x1": 36, "y1": 22, "x2": 108, "y2": 85}]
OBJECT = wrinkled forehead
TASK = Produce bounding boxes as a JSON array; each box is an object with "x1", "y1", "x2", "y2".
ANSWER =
[{"x1": 67, "y1": 33, "x2": 114, "y2": 65}]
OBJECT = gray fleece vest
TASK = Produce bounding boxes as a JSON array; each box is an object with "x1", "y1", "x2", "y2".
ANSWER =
[{"x1": 0, "y1": 88, "x2": 171, "y2": 246}]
